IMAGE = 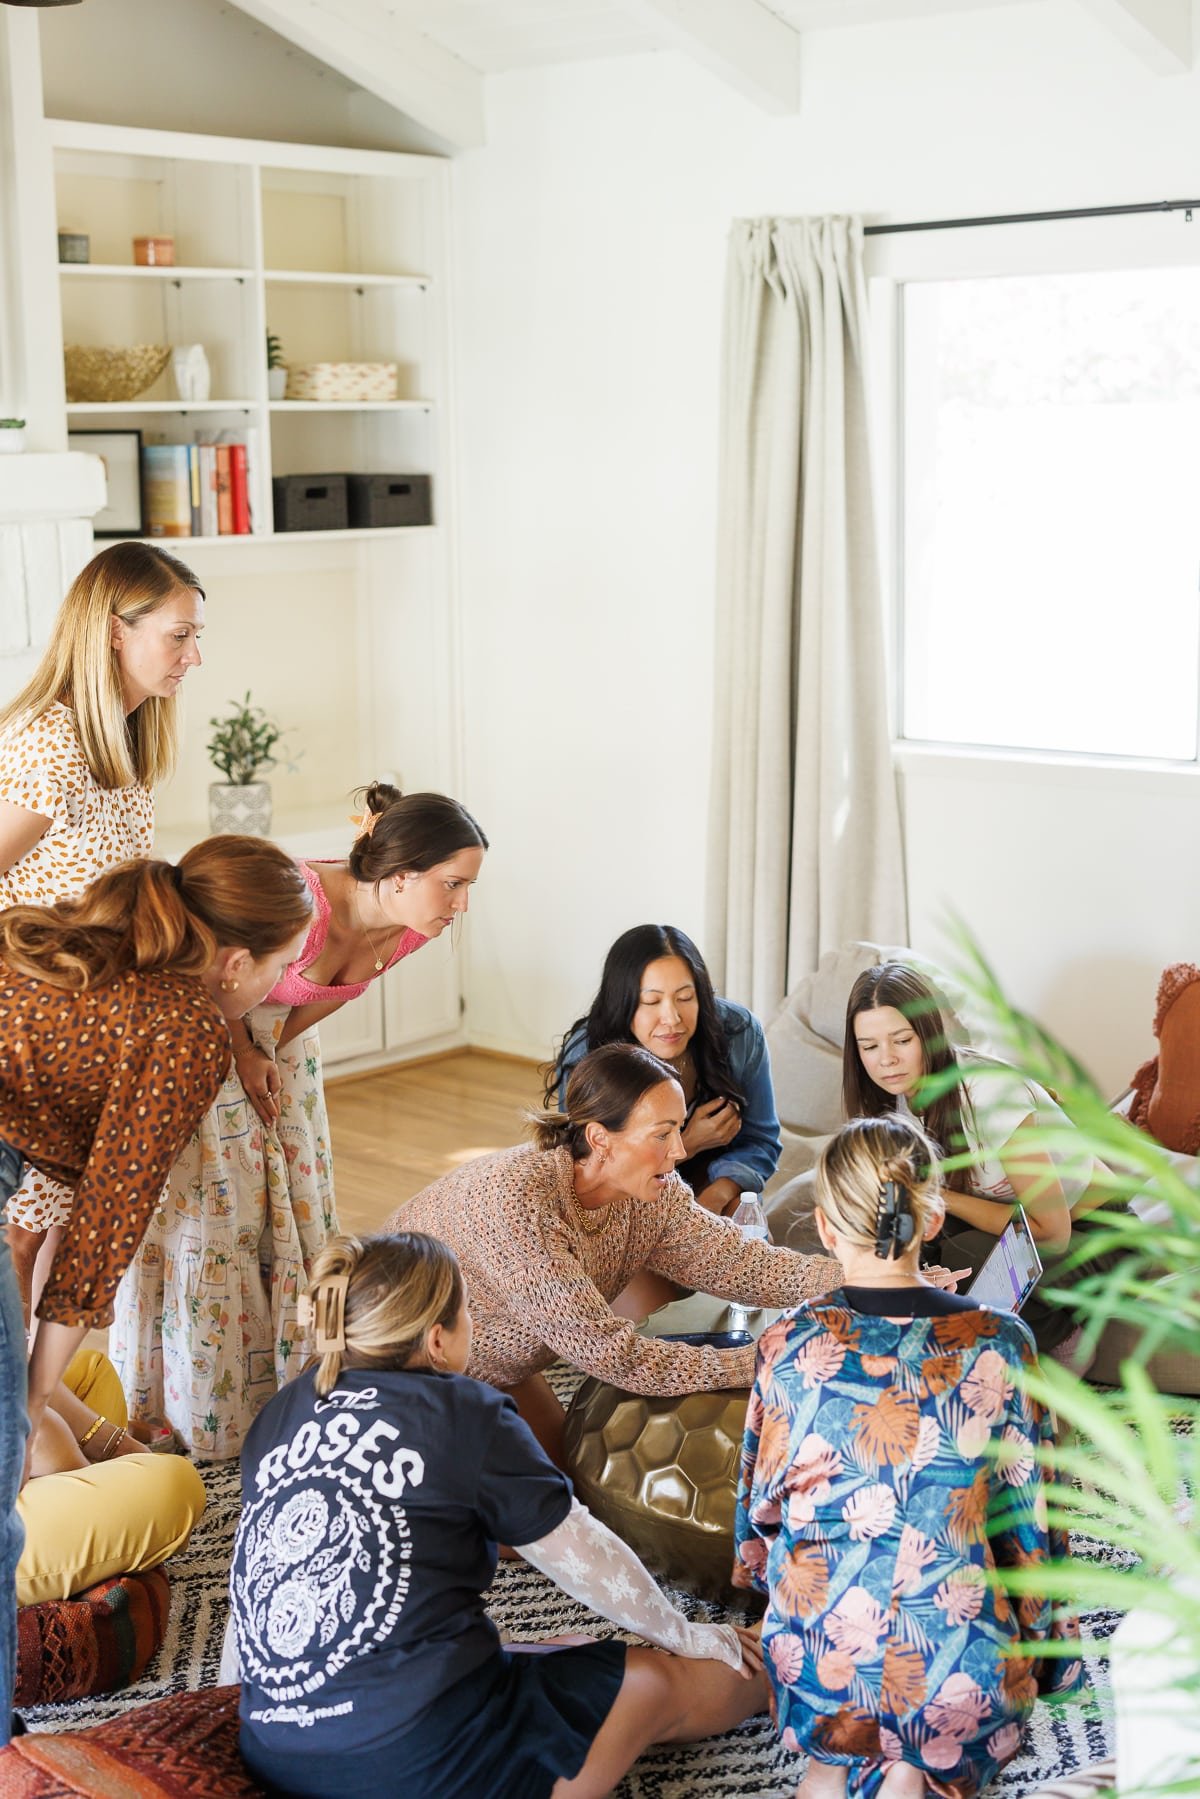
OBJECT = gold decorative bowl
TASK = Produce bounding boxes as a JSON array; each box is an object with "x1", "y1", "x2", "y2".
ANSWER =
[
  {"x1": 563, "y1": 1377, "x2": 757, "y2": 1606},
  {"x1": 63, "y1": 344, "x2": 171, "y2": 404}
]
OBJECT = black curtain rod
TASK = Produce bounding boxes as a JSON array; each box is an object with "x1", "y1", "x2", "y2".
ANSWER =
[{"x1": 864, "y1": 199, "x2": 1200, "y2": 237}]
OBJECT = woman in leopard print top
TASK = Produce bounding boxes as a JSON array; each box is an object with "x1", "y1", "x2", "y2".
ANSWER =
[
  {"x1": 0, "y1": 840, "x2": 313, "y2": 1446},
  {"x1": 394, "y1": 1044, "x2": 842, "y2": 1462},
  {"x1": 0, "y1": 835, "x2": 312, "y2": 1745}
]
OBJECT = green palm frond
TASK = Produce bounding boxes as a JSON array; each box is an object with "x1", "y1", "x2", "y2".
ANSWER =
[{"x1": 937, "y1": 924, "x2": 1200, "y2": 1793}]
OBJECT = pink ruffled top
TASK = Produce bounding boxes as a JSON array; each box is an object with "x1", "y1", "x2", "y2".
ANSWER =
[{"x1": 266, "y1": 859, "x2": 428, "y2": 1006}]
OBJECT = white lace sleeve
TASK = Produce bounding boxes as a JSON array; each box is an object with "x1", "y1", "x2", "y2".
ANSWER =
[
  {"x1": 218, "y1": 1615, "x2": 241, "y2": 1684},
  {"x1": 514, "y1": 1498, "x2": 744, "y2": 1673}
]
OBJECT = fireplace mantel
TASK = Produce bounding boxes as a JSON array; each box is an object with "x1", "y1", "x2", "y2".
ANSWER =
[{"x1": 0, "y1": 451, "x2": 104, "y2": 524}]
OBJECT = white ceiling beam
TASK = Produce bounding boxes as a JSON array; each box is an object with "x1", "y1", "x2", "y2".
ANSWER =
[
  {"x1": 226, "y1": 0, "x2": 487, "y2": 149},
  {"x1": 1074, "y1": 0, "x2": 1191, "y2": 72},
  {"x1": 624, "y1": 0, "x2": 802, "y2": 113}
]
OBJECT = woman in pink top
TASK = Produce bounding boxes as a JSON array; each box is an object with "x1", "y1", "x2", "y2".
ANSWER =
[{"x1": 112, "y1": 783, "x2": 487, "y2": 1459}]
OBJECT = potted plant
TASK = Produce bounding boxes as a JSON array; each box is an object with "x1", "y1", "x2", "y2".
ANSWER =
[
  {"x1": 0, "y1": 418, "x2": 26, "y2": 454},
  {"x1": 206, "y1": 691, "x2": 295, "y2": 835},
  {"x1": 266, "y1": 331, "x2": 287, "y2": 402}
]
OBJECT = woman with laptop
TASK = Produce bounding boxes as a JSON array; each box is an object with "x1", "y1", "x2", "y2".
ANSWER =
[
  {"x1": 734, "y1": 1112, "x2": 1084, "y2": 1799},
  {"x1": 842, "y1": 960, "x2": 1124, "y2": 1356}
]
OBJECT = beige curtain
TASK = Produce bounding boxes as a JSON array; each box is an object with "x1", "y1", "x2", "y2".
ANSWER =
[{"x1": 707, "y1": 216, "x2": 907, "y2": 1019}]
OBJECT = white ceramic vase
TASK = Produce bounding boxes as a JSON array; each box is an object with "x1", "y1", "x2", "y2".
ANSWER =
[
  {"x1": 172, "y1": 344, "x2": 211, "y2": 404},
  {"x1": 0, "y1": 429, "x2": 26, "y2": 455},
  {"x1": 208, "y1": 781, "x2": 272, "y2": 837},
  {"x1": 267, "y1": 366, "x2": 287, "y2": 401}
]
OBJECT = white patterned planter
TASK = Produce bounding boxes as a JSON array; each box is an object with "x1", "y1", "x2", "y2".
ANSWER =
[{"x1": 208, "y1": 781, "x2": 272, "y2": 837}]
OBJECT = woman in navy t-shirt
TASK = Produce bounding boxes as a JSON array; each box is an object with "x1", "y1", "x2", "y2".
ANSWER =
[{"x1": 230, "y1": 1231, "x2": 765, "y2": 1798}]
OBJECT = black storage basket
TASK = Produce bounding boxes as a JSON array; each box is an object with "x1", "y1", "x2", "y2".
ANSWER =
[
  {"x1": 272, "y1": 474, "x2": 349, "y2": 533},
  {"x1": 346, "y1": 473, "x2": 432, "y2": 529}
]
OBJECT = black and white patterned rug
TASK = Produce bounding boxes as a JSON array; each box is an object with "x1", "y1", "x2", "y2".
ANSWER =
[{"x1": 22, "y1": 1438, "x2": 1118, "y2": 1796}]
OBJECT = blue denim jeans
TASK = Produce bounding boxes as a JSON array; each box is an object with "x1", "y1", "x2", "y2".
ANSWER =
[{"x1": 0, "y1": 1140, "x2": 28, "y2": 1744}]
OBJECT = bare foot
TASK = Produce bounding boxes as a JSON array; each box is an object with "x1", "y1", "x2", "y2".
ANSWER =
[
  {"x1": 127, "y1": 1418, "x2": 180, "y2": 1452},
  {"x1": 796, "y1": 1760, "x2": 848, "y2": 1799},
  {"x1": 879, "y1": 1761, "x2": 926, "y2": 1798}
]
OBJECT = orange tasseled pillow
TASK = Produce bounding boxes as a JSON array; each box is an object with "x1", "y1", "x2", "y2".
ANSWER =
[{"x1": 1128, "y1": 963, "x2": 1200, "y2": 1154}]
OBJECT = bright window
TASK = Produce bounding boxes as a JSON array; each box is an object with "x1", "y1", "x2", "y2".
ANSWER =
[{"x1": 901, "y1": 269, "x2": 1200, "y2": 760}]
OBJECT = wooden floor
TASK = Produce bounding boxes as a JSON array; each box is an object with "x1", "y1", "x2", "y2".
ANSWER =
[{"x1": 326, "y1": 1048, "x2": 543, "y2": 1236}]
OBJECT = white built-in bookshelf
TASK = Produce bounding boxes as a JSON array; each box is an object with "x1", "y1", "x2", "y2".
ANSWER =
[
  {"x1": 41, "y1": 119, "x2": 464, "y2": 1071},
  {"x1": 49, "y1": 118, "x2": 447, "y2": 542}
]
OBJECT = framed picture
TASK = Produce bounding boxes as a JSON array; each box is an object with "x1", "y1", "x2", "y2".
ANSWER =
[{"x1": 67, "y1": 428, "x2": 143, "y2": 538}]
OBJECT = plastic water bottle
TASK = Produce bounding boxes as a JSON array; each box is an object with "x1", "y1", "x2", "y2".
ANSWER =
[
  {"x1": 732, "y1": 1193, "x2": 769, "y2": 1243},
  {"x1": 728, "y1": 1194, "x2": 769, "y2": 1338}
]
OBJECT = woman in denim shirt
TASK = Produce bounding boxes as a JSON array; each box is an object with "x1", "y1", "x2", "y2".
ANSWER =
[{"x1": 547, "y1": 924, "x2": 782, "y2": 1222}]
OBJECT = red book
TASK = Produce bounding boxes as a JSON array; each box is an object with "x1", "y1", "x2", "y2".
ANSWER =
[
  {"x1": 215, "y1": 445, "x2": 233, "y2": 535},
  {"x1": 229, "y1": 443, "x2": 250, "y2": 535}
]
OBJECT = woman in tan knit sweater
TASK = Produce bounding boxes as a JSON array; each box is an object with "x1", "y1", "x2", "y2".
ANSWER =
[{"x1": 392, "y1": 1044, "x2": 843, "y2": 1462}]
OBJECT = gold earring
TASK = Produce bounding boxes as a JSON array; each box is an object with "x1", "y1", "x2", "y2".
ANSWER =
[{"x1": 219, "y1": 978, "x2": 240, "y2": 993}]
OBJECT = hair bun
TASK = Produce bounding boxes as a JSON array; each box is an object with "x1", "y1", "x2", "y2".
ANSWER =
[
  {"x1": 526, "y1": 1106, "x2": 573, "y2": 1151},
  {"x1": 363, "y1": 781, "x2": 402, "y2": 816}
]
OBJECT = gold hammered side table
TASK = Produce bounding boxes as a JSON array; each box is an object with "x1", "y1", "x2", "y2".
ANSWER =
[{"x1": 562, "y1": 1296, "x2": 781, "y2": 1606}]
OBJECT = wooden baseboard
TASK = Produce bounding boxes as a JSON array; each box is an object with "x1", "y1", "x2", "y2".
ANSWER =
[
  {"x1": 324, "y1": 1043, "x2": 541, "y2": 1089},
  {"x1": 324, "y1": 1045, "x2": 467, "y2": 1087},
  {"x1": 465, "y1": 1045, "x2": 542, "y2": 1069}
]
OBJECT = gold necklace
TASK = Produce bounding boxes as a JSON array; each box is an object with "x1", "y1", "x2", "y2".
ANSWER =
[
  {"x1": 571, "y1": 1184, "x2": 612, "y2": 1237},
  {"x1": 351, "y1": 883, "x2": 393, "y2": 973}
]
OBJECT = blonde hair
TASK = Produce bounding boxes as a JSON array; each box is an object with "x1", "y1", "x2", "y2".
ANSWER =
[
  {"x1": 0, "y1": 541, "x2": 204, "y2": 789},
  {"x1": 0, "y1": 835, "x2": 312, "y2": 992},
  {"x1": 306, "y1": 1232, "x2": 464, "y2": 1397},
  {"x1": 815, "y1": 1115, "x2": 942, "y2": 1256}
]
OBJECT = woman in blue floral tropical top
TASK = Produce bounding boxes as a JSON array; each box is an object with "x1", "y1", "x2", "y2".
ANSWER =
[{"x1": 734, "y1": 1114, "x2": 1084, "y2": 1799}]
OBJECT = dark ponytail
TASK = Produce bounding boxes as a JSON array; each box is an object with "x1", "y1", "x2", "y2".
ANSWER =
[{"x1": 528, "y1": 1042, "x2": 681, "y2": 1159}]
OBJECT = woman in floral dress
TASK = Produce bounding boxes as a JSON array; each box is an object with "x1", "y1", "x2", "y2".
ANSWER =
[
  {"x1": 112, "y1": 784, "x2": 487, "y2": 1459},
  {"x1": 735, "y1": 1114, "x2": 1084, "y2": 1799}
]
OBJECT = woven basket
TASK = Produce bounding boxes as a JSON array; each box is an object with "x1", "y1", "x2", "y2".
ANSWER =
[
  {"x1": 284, "y1": 361, "x2": 398, "y2": 402},
  {"x1": 64, "y1": 344, "x2": 171, "y2": 403}
]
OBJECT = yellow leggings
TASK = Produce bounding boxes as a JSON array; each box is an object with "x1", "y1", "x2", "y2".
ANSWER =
[{"x1": 16, "y1": 1350, "x2": 206, "y2": 1607}]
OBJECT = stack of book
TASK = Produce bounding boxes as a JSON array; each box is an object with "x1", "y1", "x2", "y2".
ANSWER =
[{"x1": 142, "y1": 432, "x2": 259, "y2": 538}]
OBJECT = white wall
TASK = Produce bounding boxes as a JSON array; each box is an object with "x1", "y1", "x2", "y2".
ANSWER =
[{"x1": 453, "y1": 3, "x2": 1200, "y2": 1091}]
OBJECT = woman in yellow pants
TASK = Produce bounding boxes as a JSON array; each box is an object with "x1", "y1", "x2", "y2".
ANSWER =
[{"x1": 17, "y1": 1350, "x2": 205, "y2": 1607}]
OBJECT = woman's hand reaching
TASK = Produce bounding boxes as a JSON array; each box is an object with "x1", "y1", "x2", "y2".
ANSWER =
[
  {"x1": 731, "y1": 1624, "x2": 765, "y2": 1679},
  {"x1": 235, "y1": 1044, "x2": 281, "y2": 1125},
  {"x1": 682, "y1": 1096, "x2": 741, "y2": 1156},
  {"x1": 923, "y1": 1265, "x2": 973, "y2": 1292}
]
